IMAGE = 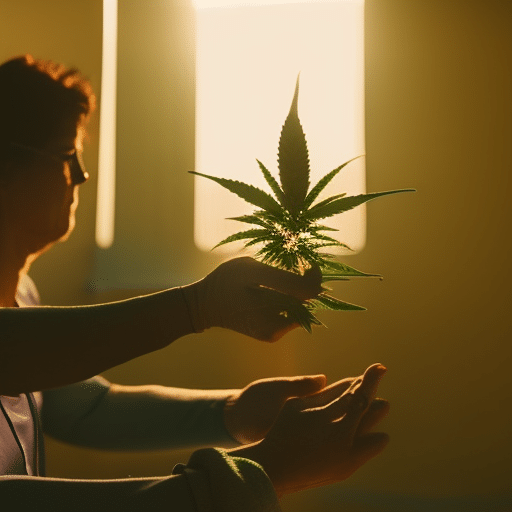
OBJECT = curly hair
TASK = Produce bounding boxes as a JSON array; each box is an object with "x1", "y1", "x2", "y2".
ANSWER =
[{"x1": 0, "y1": 54, "x2": 96, "y2": 158}]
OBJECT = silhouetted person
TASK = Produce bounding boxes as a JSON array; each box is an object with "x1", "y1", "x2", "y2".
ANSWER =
[{"x1": 0, "y1": 55, "x2": 389, "y2": 511}]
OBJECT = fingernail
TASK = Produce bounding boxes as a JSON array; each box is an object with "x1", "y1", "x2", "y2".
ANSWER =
[
  {"x1": 311, "y1": 374, "x2": 327, "y2": 385},
  {"x1": 376, "y1": 364, "x2": 387, "y2": 375}
]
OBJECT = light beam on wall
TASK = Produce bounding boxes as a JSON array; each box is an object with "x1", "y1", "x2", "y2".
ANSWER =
[
  {"x1": 95, "y1": 0, "x2": 118, "y2": 249},
  {"x1": 193, "y1": 0, "x2": 366, "y2": 255}
]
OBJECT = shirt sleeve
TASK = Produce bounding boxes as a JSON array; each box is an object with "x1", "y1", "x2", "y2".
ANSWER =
[
  {"x1": 0, "y1": 448, "x2": 281, "y2": 512},
  {"x1": 42, "y1": 377, "x2": 240, "y2": 451},
  {"x1": 0, "y1": 472, "x2": 197, "y2": 512}
]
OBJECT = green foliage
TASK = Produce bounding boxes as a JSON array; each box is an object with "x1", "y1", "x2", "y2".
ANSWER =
[
  {"x1": 278, "y1": 74, "x2": 310, "y2": 216},
  {"x1": 190, "y1": 75, "x2": 415, "y2": 332}
]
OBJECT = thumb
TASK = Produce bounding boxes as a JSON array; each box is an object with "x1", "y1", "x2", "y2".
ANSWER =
[{"x1": 285, "y1": 374, "x2": 327, "y2": 398}]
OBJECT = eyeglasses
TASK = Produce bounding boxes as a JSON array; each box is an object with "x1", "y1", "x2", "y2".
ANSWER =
[{"x1": 8, "y1": 141, "x2": 90, "y2": 185}]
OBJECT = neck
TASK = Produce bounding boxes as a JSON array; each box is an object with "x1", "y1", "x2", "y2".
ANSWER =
[
  {"x1": 0, "y1": 266, "x2": 23, "y2": 308},
  {"x1": 0, "y1": 231, "x2": 38, "y2": 308}
]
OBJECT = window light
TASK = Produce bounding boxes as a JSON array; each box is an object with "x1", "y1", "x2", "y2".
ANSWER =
[
  {"x1": 193, "y1": 0, "x2": 366, "y2": 254},
  {"x1": 95, "y1": 0, "x2": 118, "y2": 249}
]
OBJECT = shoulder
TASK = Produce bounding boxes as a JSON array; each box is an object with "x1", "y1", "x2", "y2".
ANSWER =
[{"x1": 15, "y1": 273, "x2": 40, "y2": 307}]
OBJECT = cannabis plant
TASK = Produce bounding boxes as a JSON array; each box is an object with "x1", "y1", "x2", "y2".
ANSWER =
[{"x1": 191, "y1": 76, "x2": 414, "y2": 332}]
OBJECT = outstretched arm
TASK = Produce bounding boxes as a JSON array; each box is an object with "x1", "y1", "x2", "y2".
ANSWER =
[
  {"x1": 42, "y1": 376, "x2": 240, "y2": 451},
  {"x1": 0, "y1": 287, "x2": 192, "y2": 396},
  {"x1": 42, "y1": 373, "x2": 326, "y2": 451},
  {"x1": 31, "y1": 364, "x2": 387, "y2": 509},
  {"x1": 1, "y1": 258, "x2": 321, "y2": 396}
]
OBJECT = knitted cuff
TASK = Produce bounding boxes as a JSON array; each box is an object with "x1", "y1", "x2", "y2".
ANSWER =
[{"x1": 173, "y1": 448, "x2": 281, "y2": 512}]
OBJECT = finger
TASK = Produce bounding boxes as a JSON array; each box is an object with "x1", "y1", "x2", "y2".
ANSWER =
[
  {"x1": 299, "y1": 377, "x2": 355, "y2": 410},
  {"x1": 303, "y1": 265, "x2": 322, "y2": 297},
  {"x1": 351, "y1": 432, "x2": 390, "y2": 465},
  {"x1": 356, "y1": 398, "x2": 390, "y2": 436},
  {"x1": 342, "y1": 364, "x2": 387, "y2": 430},
  {"x1": 315, "y1": 364, "x2": 384, "y2": 421},
  {"x1": 228, "y1": 288, "x2": 301, "y2": 341},
  {"x1": 244, "y1": 258, "x2": 322, "y2": 300},
  {"x1": 249, "y1": 285, "x2": 307, "y2": 311},
  {"x1": 252, "y1": 374, "x2": 327, "y2": 399},
  {"x1": 266, "y1": 321, "x2": 299, "y2": 343},
  {"x1": 283, "y1": 375, "x2": 327, "y2": 398},
  {"x1": 246, "y1": 313, "x2": 298, "y2": 342},
  {"x1": 241, "y1": 287, "x2": 313, "y2": 340}
]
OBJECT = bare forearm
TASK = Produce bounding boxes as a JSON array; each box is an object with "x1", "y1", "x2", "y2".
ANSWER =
[{"x1": 0, "y1": 287, "x2": 193, "y2": 395}]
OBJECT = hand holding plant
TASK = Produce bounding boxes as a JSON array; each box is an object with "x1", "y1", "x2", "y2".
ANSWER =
[{"x1": 191, "y1": 75, "x2": 414, "y2": 332}]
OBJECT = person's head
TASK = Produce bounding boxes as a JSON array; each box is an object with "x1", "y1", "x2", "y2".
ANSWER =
[{"x1": 0, "y1": 55, "x2": 95, "y2": 254}]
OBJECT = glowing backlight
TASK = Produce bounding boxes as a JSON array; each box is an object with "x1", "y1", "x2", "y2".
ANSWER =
[
  {"x1": 194, "y1": 0, "x2": 366, "y2": 254},
  {"x1": 95, "y1": 0, "x2": 118, "y2": 249}
]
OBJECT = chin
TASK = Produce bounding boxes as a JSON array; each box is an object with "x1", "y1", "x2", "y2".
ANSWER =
[
  {"x1": 28, "y1": 212, "x2": 77, "y2": 257},
  {"x1": 57, "y1": 216, "x2": 76, "y2": 242},
  {"x1": 39, "y1": 216, "x2": 75, "y2": 252}
]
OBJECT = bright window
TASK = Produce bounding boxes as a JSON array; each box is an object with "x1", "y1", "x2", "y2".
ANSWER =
[
  {"x1": 95, "y1": 0, "x2": 118, "y2": 249},
  {"x1": 193, "y1": 0, "x2": 366, "y2": 254}
]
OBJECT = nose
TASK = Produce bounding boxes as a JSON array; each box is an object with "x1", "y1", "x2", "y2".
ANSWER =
[{"x1": 70, "y1": 152, "x2": 90, "y2": 185}]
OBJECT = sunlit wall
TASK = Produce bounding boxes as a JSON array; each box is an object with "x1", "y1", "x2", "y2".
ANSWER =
[
  {"x1": 194, "y1": 0, "x2": 366, "y2": 254},
  {"x1": 1, "y1": 1, "x2": 511, "y2": 511}
]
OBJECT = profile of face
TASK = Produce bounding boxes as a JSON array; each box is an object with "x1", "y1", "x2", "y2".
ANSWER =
[{"x1": 1, "y1": 119, "x2": 89, "y2": 255}]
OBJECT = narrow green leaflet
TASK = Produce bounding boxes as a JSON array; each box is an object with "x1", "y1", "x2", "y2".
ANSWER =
[
  {"x1": 243, "y1": 234, "x2": 279, "y2": 248},
  {"x1": 320, "y1": 276, "x2": 350, "y2": 283},
  {"x1": 304, "y1": 189, "x2": 416, "y2": 222},
  {"x1": 309, "y1": 233, "x2": 346, "y2": 246},
  {"x1": 321, "y1": 260, "x2": 381, "y2": 278},
  {"x1": 278, "y1": 75, "x2": 310, "y2": 217},
  {"x1": 303, "y1": 156, "x2": 362, "y2": 210},
  {"x1": 302, "y1": 194, "x2": 347, "y2": 216},
  {"x1": 313, "y1": 293, "x2": 366, "y2": 311},
  {"x1": 256, "y1": 159, "x2": 285, "y2": 205},
  {"x1": 227, "y1": 214, "x2": 273, "y2": 229},
  {"x1": 212, "y1": 229, "x2": 270, "y2": 249},
  {"x1": 311, "y1": 224, "x2": 339, "y2": 232},
  {"x1": 189, "y1": 171, "x2": 284, "y2": 216}
]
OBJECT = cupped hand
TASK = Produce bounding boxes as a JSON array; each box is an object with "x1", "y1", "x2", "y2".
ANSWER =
[
  {"x1": 230, "y1": 363, "x2": 390, "y2": 497},
  {"x1": 223, "y1": 374, "x2": 329, "y2": 444},
  {"x1": 181, "y1": 257, "x2": 322, "y2": 341}
]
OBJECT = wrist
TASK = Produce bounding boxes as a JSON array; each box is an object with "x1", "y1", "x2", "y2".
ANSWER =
[
  {"x1": 140, "y1": 287, "x2": 199, "y2": 344},
  {"x1": 180, "y1": 281, "x2": 207, "y2": 333}
]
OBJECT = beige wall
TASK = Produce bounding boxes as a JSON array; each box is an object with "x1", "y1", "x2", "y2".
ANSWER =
[{"x1": 1, "y1": 1, "x2": 511, "y2": 510}]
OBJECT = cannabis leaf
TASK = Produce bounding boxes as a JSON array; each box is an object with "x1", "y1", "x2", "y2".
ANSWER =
[
  {"x1": 190, "y1": 172, "x2": 284, "y2": 215},
  {"x1": 190, "y1": 75, "x2": 415, "y2": 332},
  {"x1": 278, "y1": 74, "x2": 310, "y2": 216}
]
